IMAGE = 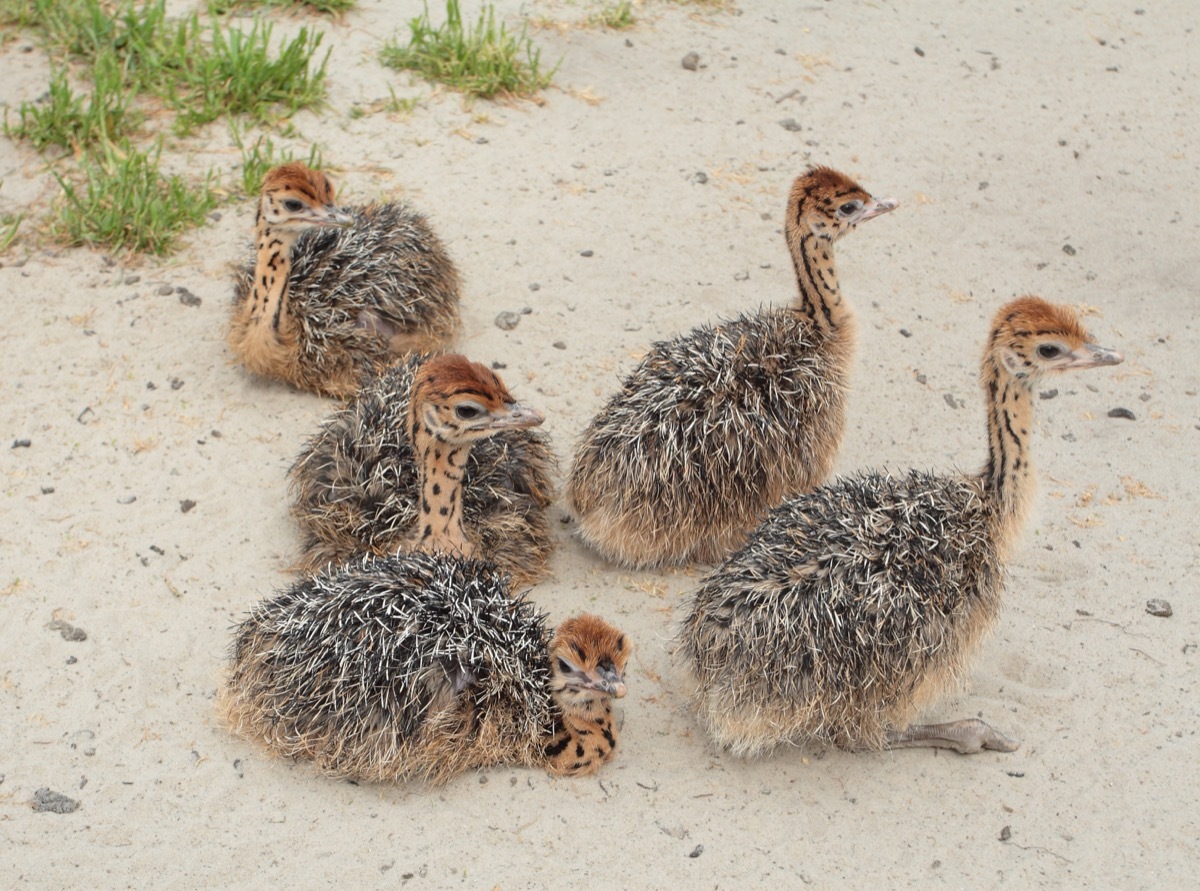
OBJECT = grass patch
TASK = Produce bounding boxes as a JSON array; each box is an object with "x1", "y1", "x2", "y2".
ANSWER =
[
  {"x1": 381, "y1": 0, "x2": 555, "y2": 99},
  {"x1": 53, "y1": 140, "x2": 219, "y2": 254},
  {"x1": 172, "y1": 17, "x2": 329, "y2": 133},
  {"x1": 232, "y1": 126, "x2": 324, "y2": 195},
  {"x1": 586, "y1": 1, "x2": 636, "y2": 29},
  {"x1": 5, "y1": 51, "x2": 140, "y2": 150},
  {"x1": 208, "y1": 0, "x2": 356, "y2": 13}
]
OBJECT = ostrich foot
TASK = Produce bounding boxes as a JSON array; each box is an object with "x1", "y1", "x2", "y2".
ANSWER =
[{"x1": 886, "y1": 718, "x2": 1020, "y2": 754}]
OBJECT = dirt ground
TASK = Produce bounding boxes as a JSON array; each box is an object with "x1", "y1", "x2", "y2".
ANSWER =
[{"x1": 2, "y1": 0, "x2": 1197, "y2": 886}]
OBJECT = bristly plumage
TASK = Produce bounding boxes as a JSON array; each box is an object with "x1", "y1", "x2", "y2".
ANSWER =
[
  {"x1": 288, "y1": 354, "x2": 556, "y2": 586},
  {"x1": 567, "y1": 166, "x2": 898, "y2": 569},
  {"x1": 220, "y1": 552, "x2": 631, "y2": 784},
  {"x1": 229, "y1": 163, "x2": 460, "y2": 398},
  {"x1": 677, "y1": 296, "x2": 1123, "y2": 758}
]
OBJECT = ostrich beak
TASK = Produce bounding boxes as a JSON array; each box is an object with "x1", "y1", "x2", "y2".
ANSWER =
[
  {"x1": 858, "y1": 195, "x2": 899, "y2": 223},
  {"x1": 311, "y1": 206, "x2": 354, "y2": 229},
  {"x1": 489, "y1": 403, "x2": 545, "y2": 430},
  {"x1": 1067, "y1": 343, "x2": 1124, "y2": 369}
]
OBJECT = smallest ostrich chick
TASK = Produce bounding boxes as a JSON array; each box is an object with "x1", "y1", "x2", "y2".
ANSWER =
[{"x1": 220, "y1": 551, "x2": 632, "y2": 785}]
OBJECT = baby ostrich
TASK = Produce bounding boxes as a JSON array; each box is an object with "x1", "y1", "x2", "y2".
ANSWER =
[
  {"x1": 228, "y1": 163, "x2": 460, "y2": 398},
  {"x1": 220, "y1": 551, "x2": 632, "y2": 784},
  {"x1": 289, "y1": 354, "x2": 556, "y2": 587},
  {"x1": 677, "y1": 297, "x2": 1122, "y2": 758},
  {"x1": 567, "y1": 166, "x2": 898, "y2": 569}
]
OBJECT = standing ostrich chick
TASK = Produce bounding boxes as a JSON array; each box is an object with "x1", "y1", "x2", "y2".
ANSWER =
[
  {"x1": 221, "y1": 551, "x2": 632, "y2": 784},
  {"x1": 289, "y1": 354, "x2": 556, "y2": 587},
  {"x1": 229, "y1": 163, "x2": 460, "y2": 398},
  {"x1": 567, "y1": 166, "x2": 898, "y2": 569},
  {"x1": 677, "y1": 297, "x2": 1122, "y2": 758}
]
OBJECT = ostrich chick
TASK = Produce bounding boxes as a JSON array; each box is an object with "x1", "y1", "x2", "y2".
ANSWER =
[
  {"x1": 567, "y1": 166, "x2": 898, "y2": 569},
  {"x1": 677, "y1": 297, "x2": 1122, "y2": 758},
  {"x1": 289, "y1": 354, "x2": 555, "y2": 587},
  {"x1": 220, "y1": 551, "x2": 632, "y2": 785},
  {"x1": 229, "y1": 163, "x2": 460, "y2": 398}
]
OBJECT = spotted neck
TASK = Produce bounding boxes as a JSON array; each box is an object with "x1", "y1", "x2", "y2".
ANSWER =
[
  {"x1": 542, "y1": 695, "x2": 618, "y2": 776},
  {"x1": 980, "y1": 355, "x2": 1037, "y2": 554},
  {"x1": 787, "y1": 211, "x2": 849, "y2": 337},
  {"x1": 248, "y1": 208, "x2": 300, "y2": 339},
  {"x1": 409, "y1": 409, "x2": 473, "y2": 557}
]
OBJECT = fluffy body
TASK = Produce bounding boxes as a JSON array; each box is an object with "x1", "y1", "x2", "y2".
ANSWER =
[
  {"x1": 569, "y1": 308, "x2": 851, "y2": 567},
  {"x1": 567, "y1": 166, "x2": 896, "y2": 569},
  {"x1": 679, "y1": 470, "x2": 1002, "y2": 757},
  {"x1": 229, "y1": 165, "x2": 459, "y2": 398},
  {"x1": 289, "y1": 355, "x2": 556, "y2": 586},
  {"x1": 677, "y1": 296, "x2": 1122, "y2": 757},
  {"x1": 222, "y1": 554, "x2": 629, "y2": 784}
]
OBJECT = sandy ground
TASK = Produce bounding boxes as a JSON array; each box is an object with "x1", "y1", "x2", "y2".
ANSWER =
[{"x1": 2, "y1": 0, "x2": 1198, "y2": 886}]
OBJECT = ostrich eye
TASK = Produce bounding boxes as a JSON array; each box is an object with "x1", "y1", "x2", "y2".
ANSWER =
[
  {"x1": 837, "y1": 200, "x2": 862, "y2": 217},
  {"x1": 556, "y1": 657, "x2": 573, "y2": 674},
  {"x1": 282, "y1": 199, "x2": 305, "y2": 213},
  {"x1": 1036, "y1": 343, "x2": 1063, "y2": 360},
  {"x1": 454, "y1": 403, "x2": 483, "y2": 421}
]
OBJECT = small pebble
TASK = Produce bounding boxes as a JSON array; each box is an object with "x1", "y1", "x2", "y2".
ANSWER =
[
  {"x1": 914, "y1": 46, "x2": 925, "y2": 56},
  {"x1": 999, "y1": 826, "x2": 1012, "y2": 842},
  {"x1": 1039, "y1": 389, "x2": 1059, "y2": 400},
  {"x1": 914, "y1": 373, "x2": 927, "y2": 385},
  {"x1": 157, "y1": 284, "x2": 174, "y2": 296},
  {"x1": 1107, "y1": 407, "x2": 1136, "y2": 420},
  {"x1": 734, "y1": 271, "x2": 749, "y2": 281},
  {"x1": 520, "y1": 307, "x2": 532, "y2": 315},
  {"x1": 1062, "y1": 244, "x2": 1077, "y2": 256},
  {"x1": 681, "y1": 51, "x2": 700, "y2": 71},
  {"x1": 899, "y1": 328, "x2": 912, "y2": 338},
  {"x1": 125, "y1": 274, "x2": 140, "y2": 285},
  {"x1": 48, "y1": 619, "x2": 87, "y2": 642},
  {"x1": 177, "y1": 288, "x2": 201, "y2": 308},
  {"x1": 117, "y1": 494, "x2": 136, "y2": 505},
  {"x1": 553, "y1": 341, "x2": 567, "y2": 350},
  {"x1": 12, "y1": 438, "x2": 31, "y2": 448},
  {"x1": 528, "y1": 283, "x2": 541, "y2": 292},
  {"x1": 32, "y1": 788, "x2": 79, "y2": 814},
  {"x1": 691, "y1": 171, "x2": 709, "y2": 184},
  {"x1": 580, "y1": 249, "x2": 594, "y2": 257},
  {"x1": 779, "y1": 118, "x2": 803, "y2": 132},
  {"x1": 66, "y1": 656, "x2": 77, "y2": 665},
  {"x1": 494, "y1": 311, "x2": 521, "y2": 331},
  {"x1": 943, "y1": 393, "x2": 960, "y2": 409},
  {"x1": 170, "y1": 377, "x2": 184, "y2": 391},
  {"x1": 1146, "y1": 599, "x2": 1172, "y2": 618},
  {"x1": 689, "y1": 845, "x2": 704, "y2": 858},
  {"x1": 180, "y1": 499, "x2": 197, "y2": 514}
]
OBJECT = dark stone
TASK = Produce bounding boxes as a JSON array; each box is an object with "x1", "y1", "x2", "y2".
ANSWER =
[
  {"x1": 33, "y1": 788, "x2": 79, "y2": 814},
  {"x1": 1062, "y1": 244, "x2": 1077, "y2": 256},
  {"x1": 494, "y1": 311, "x2": 521, "y2": 331},
  {"x1": 1146, "y1": 599, "x2": 1172, "y2": 618},
  {"x1": 48, "y1": 619, "x2": 87, "y2": 642},
  {"x1": 180, "y1": 500, "x2": 196, "y2": 514},
  {"x1": 681, "y1": 52, "x2": 700, "y2": 71},
  {"x1": 779, "y1": 118, "x2": 803, "y2": 132},
  {"x1": 1107, "y1": 407, "x2": 1136, "y2": 420},
  {"x1": 12, "y1": 439, "x2": 31, "y2": 448}
]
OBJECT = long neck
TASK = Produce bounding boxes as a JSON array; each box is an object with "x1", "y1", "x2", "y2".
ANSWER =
[
  {"x1": 543, "y1": 695, "x2": 618, "y2": 776},
  {"x1": 248, "y1": 208, "x2": 299, "y2": 338},
  {"x1": 410, "y1": 412, "x2": 473, "y2": 556},
  {"x1": 980, "y1": 356, "x2": 1037, "y2": 553},
  {"x1": 787, "y1": 222, "x2": 849, "y2": 335}
]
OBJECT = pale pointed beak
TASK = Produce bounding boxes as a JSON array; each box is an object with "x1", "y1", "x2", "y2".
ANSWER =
[
  {"x1": 858, "y1": 195, "x2": 899, "y2": 223},
  {"x1": 309, "y1": 206, "x2": 354, "y2": 229},
  {"x1": 591, "y1": 665, "x2": 626, "y2": 699},
  {"x1": 489, "y1": 403, "x2": 545, "y2": 430},
  {"x1": 1068, "y1": 343, "x2": 1124, "y2": 369}
]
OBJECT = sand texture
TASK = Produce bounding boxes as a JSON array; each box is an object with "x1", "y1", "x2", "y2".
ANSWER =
[{"x1": 2, "y1": 0, "x2": 1197, "y2": 886}]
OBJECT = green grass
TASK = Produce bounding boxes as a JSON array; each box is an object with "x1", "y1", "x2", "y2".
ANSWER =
[
  {"x1": 5, "y1": 51, "x2": 140, "y2": 150},
  {"x1": 232, "y1": 126, "x2": 324, "y2": 196},
  {"x1": 586, "y1": 1, "x2": 635, "y2": 29},
  {"x1": 208, "y1": 0, "x2": 356, "y2": 13},
  {"x1": 0, "y1": 208, "x2": 22, "y2": 252},
  {"x1": 53, "y1": 140, "x2": 219, "y2": 254},
  {"x1": 381, "y1": 0, "x2": 555, "y2": 99},
  {"x1": 172, "y1": 17, "x2": 329, "y2": 133}
]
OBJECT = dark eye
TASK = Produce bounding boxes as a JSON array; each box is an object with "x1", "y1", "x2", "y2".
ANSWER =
[
  {"x1": 454, "y1": 404, "x2": 483, "y2": 420},
  {"x1": 282, "y1": 199, "x2": 304, "y2": 213},
  {"x1": 838, "y1": 201, "x2": 862, "y2": 216},
  {"x1": 556, "y1": 657, "x2": 573, "y2": 674},
  {"x1": 1037, "y1": 344, "x2": 1063, "y2": 359}
]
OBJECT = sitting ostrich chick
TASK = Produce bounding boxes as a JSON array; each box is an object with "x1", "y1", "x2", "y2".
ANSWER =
[
  {"x1": 289, "y1": 354, "x2": 555, "y2": 587},
  {"x1": 567, "y1": 166, "x2": 898, "y2": 569},
  {"x1": 677, "y1": 297, "x2": 1122, "y2": 758},
  {"x1": 228, "y1": 163, "x2": 460, "y2": 398},
  {"x1": 220, "y1": 551, "x2": 632, "y2": 785}
]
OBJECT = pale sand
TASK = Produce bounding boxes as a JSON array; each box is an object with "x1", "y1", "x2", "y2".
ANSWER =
[{"x1": 2, "y1": 1, "x2": 1197, "y2": 886}]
